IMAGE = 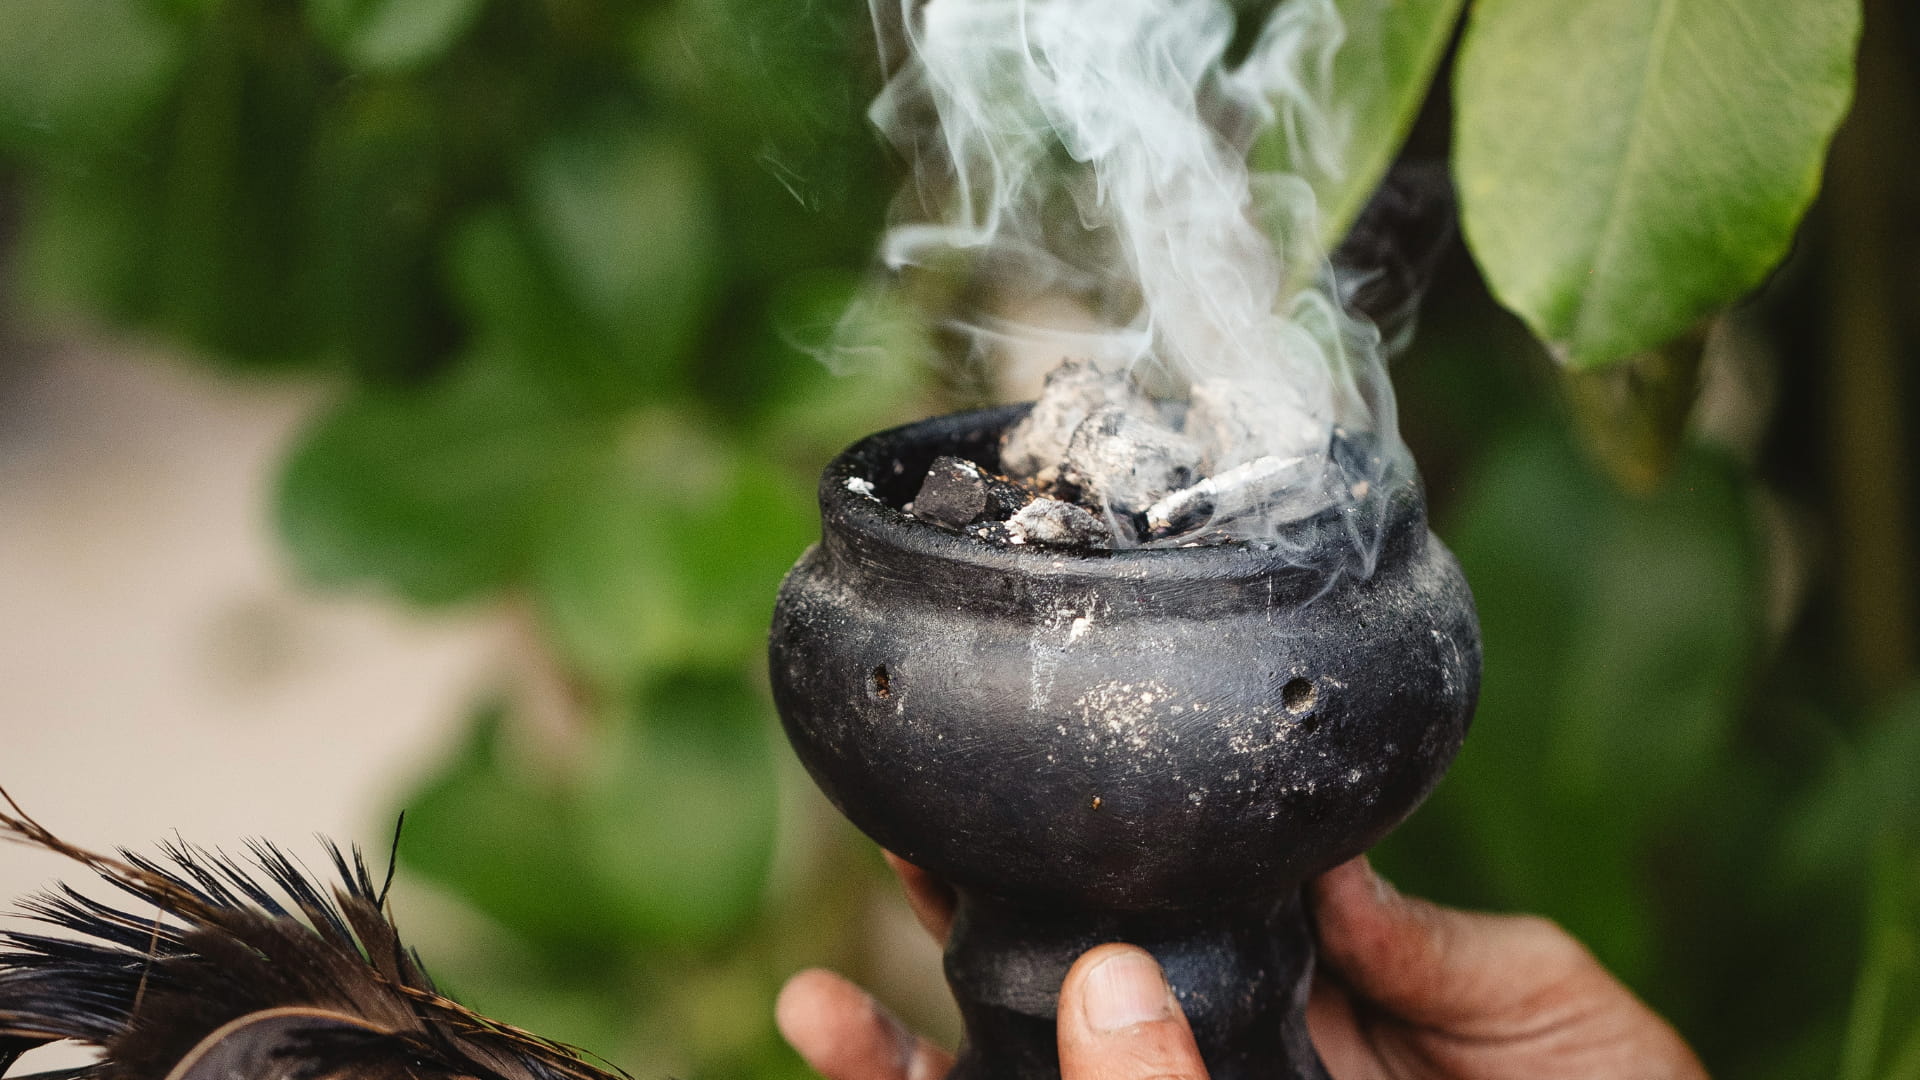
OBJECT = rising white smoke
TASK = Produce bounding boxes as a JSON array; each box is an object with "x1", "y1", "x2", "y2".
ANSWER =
[{"x1": 867, "y1": 0, "x2": 1407, "y2": 568}]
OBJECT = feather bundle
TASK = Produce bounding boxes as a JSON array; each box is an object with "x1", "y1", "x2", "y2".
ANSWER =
[{"x1": 0, "y1": 790, "x2": 627, "y2": 1080}]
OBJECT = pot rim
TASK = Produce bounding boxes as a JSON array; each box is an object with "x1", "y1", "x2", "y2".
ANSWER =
[{"x1": 816, "y1": 404, "x2": 1424, "y2": 608}]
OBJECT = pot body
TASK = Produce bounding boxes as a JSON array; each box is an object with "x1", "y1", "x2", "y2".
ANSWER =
[{"x1": 769, "y1": 406, "x2": 1480, "y2": 1079}]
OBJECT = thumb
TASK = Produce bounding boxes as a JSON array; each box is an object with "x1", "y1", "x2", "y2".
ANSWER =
[
  {"x1": 1057, "y1": 945, "x2": 1209, "y2": 1080},
  {"x1": 1309, "y1": 857, "x2": 1595, "y2": 1033}
]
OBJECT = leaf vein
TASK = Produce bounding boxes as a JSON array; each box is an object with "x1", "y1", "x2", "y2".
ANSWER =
[{"x1": 1570, "y1": 0, "x2": 1682, "y2": 361}]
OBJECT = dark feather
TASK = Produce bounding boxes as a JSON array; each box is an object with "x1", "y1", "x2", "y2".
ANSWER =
[{"x1": 0, "y1": 790, "x2": 629, "y2": 1080}]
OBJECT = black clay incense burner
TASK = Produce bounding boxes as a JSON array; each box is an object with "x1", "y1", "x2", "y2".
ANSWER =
[{"x1": 768, "y1": 403, "x2": 1480, "y2": 1080}]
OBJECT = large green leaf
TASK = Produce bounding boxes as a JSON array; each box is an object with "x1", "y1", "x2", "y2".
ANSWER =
[
  {"x1": 1246, "y1": 0, "x2": 1464, "y2": 251},
  {"x1": 11, "y1": 162, "x2": 155, "y2": 322},
  {"x1": 578, "y1": 672, "x2": 781, "y2": 946},
  {"x1": 1318, "y1": 0, "x2": 1463, "y2": 245},
  {"x1": 1839, "y1": 839, "x2": 1920, "y2": 1080},
  {"x1": 531, "y1": 416, "x2": 816, "y2": 693},
  {"x1": 306, "y1": 0, "x2": 487, "y2": 73},
  {"x1": 1785, "y1": 689, "x2": 1920, "y2": 889},
  {"x1": 524, "y1": 123, "x2": 719, "y2": 389},
  {"x1": 444, "y1": 207, "x2": 658, "y2": 413},
  {"x1": 1454, "y1": 0, "x2": 1860, "y2": 368},
  {"x1": 0, "y1": 0, "x2": 182, "y2": 157},
  {"x1": 399, "y1": 706, "x2": 620, "y2": 957},
  {"x1": 399, "y1": 675, "x2": 779, "y2": 956},
  {"x1": 277, "y1": 354, "x2": 603, "y2": 605}
]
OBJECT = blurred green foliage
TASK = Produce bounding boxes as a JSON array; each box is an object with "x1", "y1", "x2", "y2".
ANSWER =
[
  {"x1": 2, "y1": 0, "x2": 933, "y2": 1073},
  {"x1": 1842, "y1": 834, "x2": 1920, "y2": 1080},
  {"x1": 2, "y1": 2, "x2": 1917, "y2": 1080}
]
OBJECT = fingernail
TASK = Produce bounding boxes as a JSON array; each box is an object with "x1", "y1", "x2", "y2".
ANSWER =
[
  {"x1": 904, "y1": 1048, "x2": 945, "y2": 1080},
  {"x1": 1081, "y1": 948, "x2": 1175, "y2": 1032}
]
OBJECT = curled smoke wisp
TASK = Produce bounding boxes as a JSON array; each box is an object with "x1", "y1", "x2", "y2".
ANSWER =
[{"x1": 866, "y1": 0, "x2": 1410, "y2": 577}]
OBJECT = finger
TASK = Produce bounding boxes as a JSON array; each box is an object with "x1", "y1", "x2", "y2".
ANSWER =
[
  {"x1": 884, "y1": 851, "x2": 957, "y2": 943},
  {"x1": 1305, "y1": 974, "x2": 1386, "y2": 1080},
  {"x1": 775, "y1": 968, "x2": 954, "y2": 1080},
  {"x1": 1308, "y1": 857, "x2": 1596, "y2": 1033},
  {"x1": 1057, "y1": 945, "x2": 1208, "y2": 1080}
]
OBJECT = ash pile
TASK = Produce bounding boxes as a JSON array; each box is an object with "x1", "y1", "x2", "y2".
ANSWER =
[{"x1": 883, "y1": 361, "x2": 1353, "y2": 551}]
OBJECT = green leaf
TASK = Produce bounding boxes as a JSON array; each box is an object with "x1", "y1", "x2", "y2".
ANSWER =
[
  {"x1": 0, "y1": 0, "x2": 182, "y2": 156},
  {"x1": 1785, "y1": 689, "x2": 1920, "y2": 889},
  {"x1": 1319, "y1": 0, "x2": 1464, "y2": 246},
  {"x1": 1839, "y1": 838, "x2": 1920, "y2": 1080},
  {"x1": 277, "y1": 354, "x2": 602, "y2": 605},
  {"x1": 1245, "y1": 0, "x2": 1463, "y2": 251},
  {"x1": 306, "y1": 0, "x2": 487, "y2": 73},
  {"x1": 578, "y1": 672, "x2": 781, "y2": 945},
  {"x1": 531, "y1": 415, "x2": 816, "y2": 692},
  {"x1": 444, "y1": 207, "x2": 649, "y2": 412},
  {"x1": 399, "y1": 706, "x2": 621, "y2": 957},
  {"x1": 639, "y1": 0, "x2": 892, "y2": 279},
  {"x1": 524, "y1": 122, "x2": 719, "y2": 384},
  {"x1": 399, "y1": 677, "x2": 779, "y2": 955},
  {"x1": 444, "y1": 126, "x2": 724, "y2": 416},
  {"x1": 1454, "y1": 0, "x2": 1860, "y2": 368},
  {"x1": 11, "y1": 165, "x2": 155, "y2": 323}
]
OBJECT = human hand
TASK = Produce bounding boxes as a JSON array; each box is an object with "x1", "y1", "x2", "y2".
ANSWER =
[{"x1": 776, "y1": 854, "x2": 1709, "y2": 1080}]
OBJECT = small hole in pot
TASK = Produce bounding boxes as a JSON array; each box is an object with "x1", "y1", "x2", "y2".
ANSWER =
[
  {"x1": 1282, "y1": 677, "x2": 1317, "y2": 715},
  {"x1": 871, "y1": 666, "x2": 892, "y2": 700}
]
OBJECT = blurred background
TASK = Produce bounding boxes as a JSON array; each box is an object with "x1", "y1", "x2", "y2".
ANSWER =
[{"x1": 0, "y1": 2, "x2": 1917, "y2": 1079}]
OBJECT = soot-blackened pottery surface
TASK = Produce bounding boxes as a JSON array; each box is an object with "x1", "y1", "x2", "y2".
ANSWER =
[{"x1": 768, "y1": 406, "x2": 1481, "y2": 914}]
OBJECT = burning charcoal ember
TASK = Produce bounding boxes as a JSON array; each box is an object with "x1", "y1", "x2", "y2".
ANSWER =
[
  {"x1": 982, "y1": 473, "x2": 1040, "y2": 518},
  {"x1": 911, "y1": 455, "x2": 1037, "y2": 530},
  {"x1": 912, "y1": 455, "x2": 993, "y2": 529},
  {"x1": 1060, "y1": 406, "x2": 1202, "y2": 516},
  {"x1": 1145, "y1": 454, "x2": 1334, "y2": 539},
  {"x1": 1006, "y1": 497, "x2": 1111, "y2": 549},
  {"x1": 1001, "y1": 360, "x2": 1155, "y2": 485}
]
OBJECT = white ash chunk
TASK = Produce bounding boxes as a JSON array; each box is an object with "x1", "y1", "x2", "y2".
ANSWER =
[
  {"x1": 1001, "y1": 360, "x2": 1156, "y2": 485},
  {"x1": 1006, "y1": 497, "x2": 1111, "y2": 549},
  {"x1": 1185, "y1": 378, "x2": 1323, "y2": 473},
  {"x1": 1145, "y1": 453, "x2": 1336, "y2": 536},
  {"x1": 1060, "y1": 406, "x2": 1201, "y2": 515},
  {"x1": 844, "y1": 476, "x2": 876, "y2": 497}
]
